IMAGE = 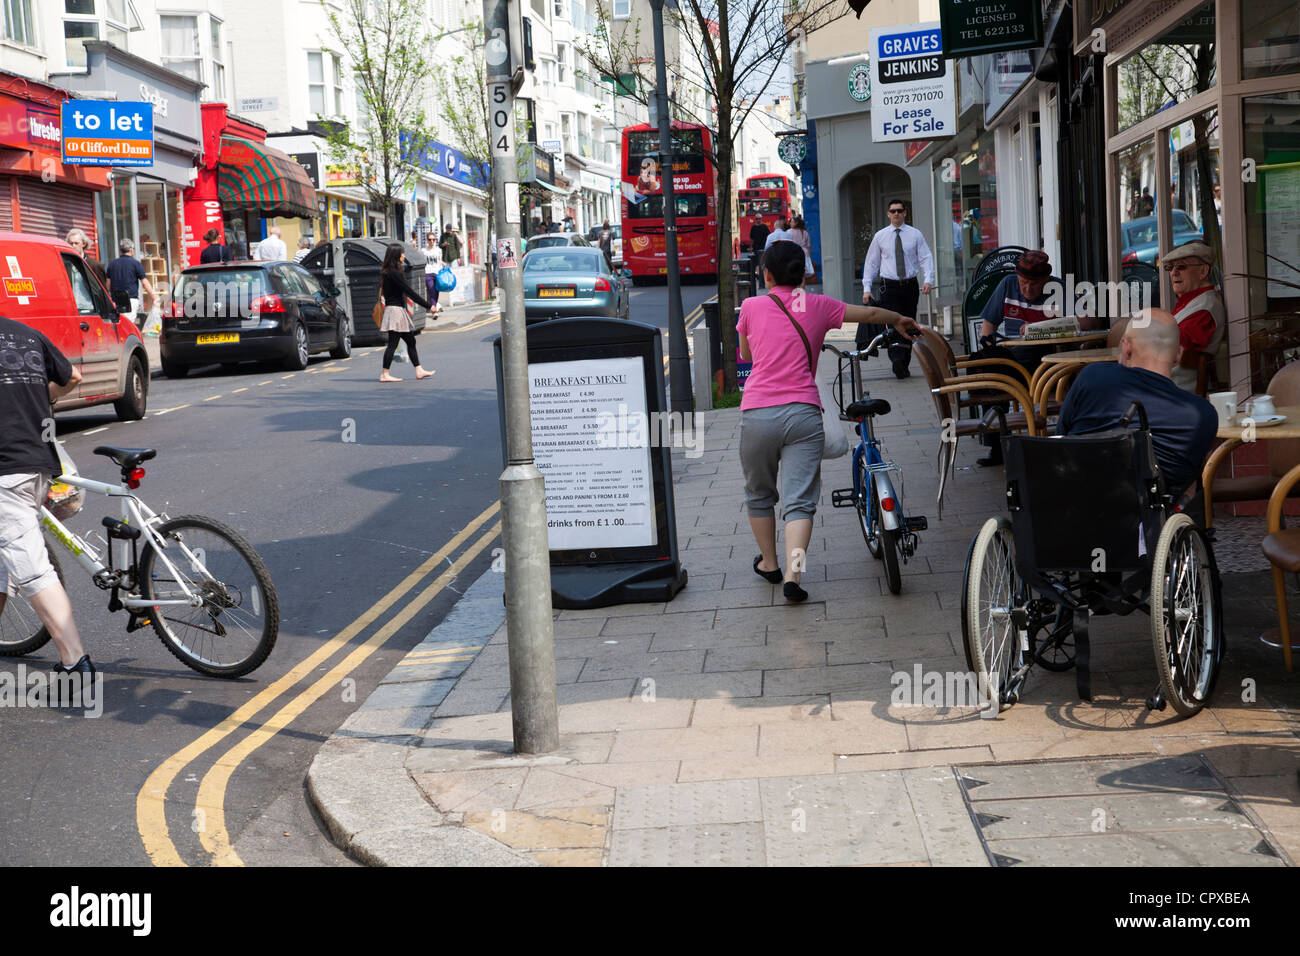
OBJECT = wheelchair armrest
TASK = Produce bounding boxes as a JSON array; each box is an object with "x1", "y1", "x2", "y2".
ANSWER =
[
  {"x1": 1201, "y1": 437, "x2": 1243, "y2": 528},
  {"x1": 1266, "y1": 462, "x2": 1300, "y2": 535}
]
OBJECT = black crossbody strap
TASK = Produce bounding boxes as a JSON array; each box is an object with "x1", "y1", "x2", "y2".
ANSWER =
[{"x1": 767, "y1": 293, "x2": 815, "y2": 385}]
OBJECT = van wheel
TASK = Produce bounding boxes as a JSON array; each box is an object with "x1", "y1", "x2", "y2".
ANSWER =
[
  {"x1": 113, "y1": 355, "x2": 148, "y2": 420},
  {"x1": 161, "y1": 359, "x2": 188, "y2": 379}
]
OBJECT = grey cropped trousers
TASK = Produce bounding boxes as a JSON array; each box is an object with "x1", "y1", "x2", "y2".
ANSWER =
[{"x1": 739, "y1": 403, "x2": 824, "y2": 523}]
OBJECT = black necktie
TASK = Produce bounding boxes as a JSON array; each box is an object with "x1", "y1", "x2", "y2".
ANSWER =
[{"x1": 895, "y1": 228, "x2": 906, "y2": 279}]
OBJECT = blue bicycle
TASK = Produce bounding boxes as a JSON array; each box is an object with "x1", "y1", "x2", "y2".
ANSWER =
[{"x1": 823, "y1": 332, "x2": 927, "y2": 594}]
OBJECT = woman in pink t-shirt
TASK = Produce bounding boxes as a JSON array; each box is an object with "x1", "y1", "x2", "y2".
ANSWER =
[{"x1": 737, "y1": 240, "x2": 919, "y2": 603}]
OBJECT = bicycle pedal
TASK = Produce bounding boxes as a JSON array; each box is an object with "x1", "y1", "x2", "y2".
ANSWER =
[
  {"x1": 125, "y1": 610, "x2": 152, "y2": 633},
  {"x1": 831, "y1": 488, "x2": 856, "y2": 508},
  {"x1": 904, "y1": 515, "x2": 928, "y2": 532}
]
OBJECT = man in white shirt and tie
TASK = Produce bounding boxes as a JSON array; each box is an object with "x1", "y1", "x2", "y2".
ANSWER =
[
  {"x1": 256, "y1": 224, "x2": 288, "y2": 261},
  {"x1": 860, "y1": 199, "x2": 934, "y2": 378}
]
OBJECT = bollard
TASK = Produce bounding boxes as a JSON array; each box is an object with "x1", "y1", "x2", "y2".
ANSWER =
[
  {"x1": 702, "y1": 300, "x2": 721, "y2": 377},
  {"x1": 693, "y1": 325, "x2": 712, "y2": 412}
]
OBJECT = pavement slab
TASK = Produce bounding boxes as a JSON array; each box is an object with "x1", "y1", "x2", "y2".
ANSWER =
[{"x1": 306, "y1": 381, "x2": 1300, "y2": 866}]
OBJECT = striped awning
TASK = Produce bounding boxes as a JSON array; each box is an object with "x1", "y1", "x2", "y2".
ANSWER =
[{"x1": 217, "y1": 137, "x2": 317, "y2": 219}]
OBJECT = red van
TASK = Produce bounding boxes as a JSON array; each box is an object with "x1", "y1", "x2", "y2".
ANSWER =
[{"x1": 0, "y1": 232, "x2": 148, "y2": 420}]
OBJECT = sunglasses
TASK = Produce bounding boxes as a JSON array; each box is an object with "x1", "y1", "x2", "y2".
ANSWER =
[
  {"x1": 1163, "y1": 261, "x2": 1205, "y2": 272},
  {"x1": 888, "y1": 208, "x2": 905, "y2": 214}
]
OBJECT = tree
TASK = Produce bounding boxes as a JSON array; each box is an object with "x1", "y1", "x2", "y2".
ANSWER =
[
  {"x1": 321, "y1": 0, "x2": 438, "y2": 235},
  {"x1": 578, "y1": 0, "x2": 844, "y2": 390}
]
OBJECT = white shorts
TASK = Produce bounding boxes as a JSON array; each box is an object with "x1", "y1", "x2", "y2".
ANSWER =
[{"x1": 0, "y1": 473, "x2": 59, "y2": 599}]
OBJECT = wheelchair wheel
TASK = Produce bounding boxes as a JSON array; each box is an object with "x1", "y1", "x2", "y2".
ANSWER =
[
  {"x1": 1150, "y1": 514, "x2": 1222, "y2": 717},
  {"x1": 962, "y1": 517, "x2": 1028, "y2": 710},
  {"x1": 1032, "y1": 605, "x2": 1076, "y2": 671}
]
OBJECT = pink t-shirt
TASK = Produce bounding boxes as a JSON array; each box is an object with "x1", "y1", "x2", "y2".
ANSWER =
[{"x1": 736, "y1": 287, "x2": 846, "y2": 411}]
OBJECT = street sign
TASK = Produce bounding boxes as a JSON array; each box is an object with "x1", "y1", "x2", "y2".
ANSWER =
[
  {"x1": 869, "y1": 22, "x2": 955, "y2": 144},
  {"x1": 61, "y1": 100, "x2": 154, "y2": 166},
  {"x1": 940, "y1": 0, "x2": 1042, "y2": 58},
  {"x1": 236, "y1": 96, "x2": 279, "y2": 112}
]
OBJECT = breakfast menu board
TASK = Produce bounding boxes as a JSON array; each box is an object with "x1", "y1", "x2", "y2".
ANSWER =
[{"x1": 528, "y1": 356, "x2": 658, "y2": 552}]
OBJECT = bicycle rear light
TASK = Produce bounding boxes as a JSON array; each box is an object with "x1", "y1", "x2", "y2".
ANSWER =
[
  {"x1": 127, "y1": 467, "x2": 146, "y2": 489},
  {"x1": 881, "y1": 496, "x2": 896, "y2": 512}
]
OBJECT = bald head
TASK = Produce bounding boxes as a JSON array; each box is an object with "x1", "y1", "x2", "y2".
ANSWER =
[{"x1": 1121, "y1": 308, "x2": 1180, "y2": 375}]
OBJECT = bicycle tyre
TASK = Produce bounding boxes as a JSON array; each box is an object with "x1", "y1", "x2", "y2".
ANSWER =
[
  {"x1": 862, "y1": 458, "x2": 883, "y2": 559},
  {"x1": 881, "y1": 527, "x2": 902, "y2": 595},
  {"x1": 138, "y1": 515, "x2": 279, "y2": 678},
  {"x1": 0, "y1": 543, "x2": 60, "y2": 656}
]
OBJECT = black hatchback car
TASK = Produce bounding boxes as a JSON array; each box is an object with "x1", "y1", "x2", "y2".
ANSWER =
[{"x1": 161, "y1": 262, "x2": 352, "y2": 377}]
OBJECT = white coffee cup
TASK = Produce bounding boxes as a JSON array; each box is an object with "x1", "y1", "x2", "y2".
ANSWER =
[
  {"x1": 1247, "y1": 394, "x2": 1276, "y2": 419},
  {"x1": 1209, "y1": 391, "x2": 1238, "y2": 427}
]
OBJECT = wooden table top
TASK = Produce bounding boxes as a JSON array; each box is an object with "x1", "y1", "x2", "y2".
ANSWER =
[
  {"x1": 1040, "y1": 347, "x2": 1121, "y2": 365},
  {"x1": 1003, "y1": 331, "x2": 1109, "y2": 348},
  {"x1": 1215, "y1": 405, "x2": 1300, "y2": 440}
]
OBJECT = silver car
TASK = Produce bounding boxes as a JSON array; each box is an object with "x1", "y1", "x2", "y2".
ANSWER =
[{"x1": 522, "y1": 247, "x2": 629, "y2": 320}]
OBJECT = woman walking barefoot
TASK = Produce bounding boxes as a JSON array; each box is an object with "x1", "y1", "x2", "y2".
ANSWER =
[
  {"x1": 378, "y1": 243, "x2": 436, "y2": 382},
  {"x1": 738, "y1": 241, "x2": 919, "y2": 602}
]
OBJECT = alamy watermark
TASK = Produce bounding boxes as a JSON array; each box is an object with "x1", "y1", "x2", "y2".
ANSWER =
[
  {"x1": 0, "y1": 664, "x2": 103, "y2": 718},
  {"x1": 891, "y1": 664, "x2": 998, "y2": 718},
  {"x1": 594, "y1": 406, "x2": 704, "y2": 459}
]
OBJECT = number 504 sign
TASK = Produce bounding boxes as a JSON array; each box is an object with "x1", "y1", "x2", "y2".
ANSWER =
[{"x1": 490, "y1": 84, "x2": 513, "y2": 156}]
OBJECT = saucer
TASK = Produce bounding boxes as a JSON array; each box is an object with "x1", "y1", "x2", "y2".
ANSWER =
[{"x1": 1250, "y1": 413, "x2": 1287, "y2": 427}]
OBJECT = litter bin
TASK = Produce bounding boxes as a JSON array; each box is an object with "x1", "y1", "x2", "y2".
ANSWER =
[
  {"x1": 301, "y1": 238, "x2": 429, "y2": 346},
  {"x1": 732, "y1": 255, "x2": 756, "y2": 304}
]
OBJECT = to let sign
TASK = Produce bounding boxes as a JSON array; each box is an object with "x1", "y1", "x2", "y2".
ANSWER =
[
  {"x1": 940, "y1": 0, "x2": 1043, "y2": 58},
  {"x1": 61, "y1": 100, "x2": 154, "y2": 167}
]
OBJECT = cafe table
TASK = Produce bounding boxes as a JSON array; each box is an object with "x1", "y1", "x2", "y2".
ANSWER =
[{"x1": 1201, "y1": 406, "x2": 1300, "y2": 656}]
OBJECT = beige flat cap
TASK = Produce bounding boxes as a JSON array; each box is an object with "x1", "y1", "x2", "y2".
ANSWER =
[{"x1": 1163, "y1": 240, "x2": 1214, "y2": 264}]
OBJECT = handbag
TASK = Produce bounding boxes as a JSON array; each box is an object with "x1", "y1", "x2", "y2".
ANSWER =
[
  {"x1": 767, "y1": 293, "x2": 849, "y2": 460},
  {"x1": 371, "y1": 295, "x2": 385, "y2": 327},
  {"x1": 435, "y1": 266, "x2": 456, "y2": 292}
]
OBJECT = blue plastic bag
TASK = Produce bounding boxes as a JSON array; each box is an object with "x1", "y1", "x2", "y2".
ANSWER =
[{"x1": 435, "y1": 266, "x2": 457, "y2": 292}]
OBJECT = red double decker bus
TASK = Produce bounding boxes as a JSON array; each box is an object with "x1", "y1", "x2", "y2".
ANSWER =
[
  {"x1": 738, "y1": 174, "x2": 793, "y2": 252},
  {"x1": 620, "y1": 122, "x2": 717, "y2": 282}
]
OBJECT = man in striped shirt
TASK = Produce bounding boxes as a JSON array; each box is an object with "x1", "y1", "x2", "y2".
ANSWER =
[{"x1": 1164, "y1": 241, "x2": 1225, "y2": 393}]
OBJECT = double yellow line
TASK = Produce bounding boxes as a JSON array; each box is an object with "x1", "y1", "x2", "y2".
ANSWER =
[{"x1": 136, "y1": 500, "x2": 503, "y2": 867}]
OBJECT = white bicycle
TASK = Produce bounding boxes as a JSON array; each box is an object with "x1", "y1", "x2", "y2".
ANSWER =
[{"x1": 0, "y1": 445, "x2": 279, "y2": 678}]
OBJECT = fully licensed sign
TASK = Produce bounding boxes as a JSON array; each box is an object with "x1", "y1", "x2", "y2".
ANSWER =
[
  {"x1": 869, "y1": 22, "x2": 955, "y2": 144},
  {"x1": 940, "y1": 0, "x2": 1042, "y2": 58},
  {"x1": 60, "y1": 100, "x2": 154, "y2": 166}
]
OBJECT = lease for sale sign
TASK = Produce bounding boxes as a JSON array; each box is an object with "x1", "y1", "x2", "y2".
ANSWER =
[
  {"x1": 869, "y1": 22, "x2": 955, "y2": 144},
  {"x1": 61, "y1": 100, "x2": 154, "y2": 167}
]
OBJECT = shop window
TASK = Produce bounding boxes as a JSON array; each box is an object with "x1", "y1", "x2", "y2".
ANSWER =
[
  {"x1": 1116, "y1": 138, "x2": 1159, "y2": 263},
  {"x1": 1170, "y1": 107, "x2": 1221, "y2": 265},
  {"x1": 4, "y1": 0, "x2": 37, "y2": 46},
  {"x1": 210, "y1": 18, "x2": 225, "y2": 100},
  {"x1": 1115, "y1": 0, "x2": 1216, "y2": 133},
  {"x1": 160, "y1": 14, "x2": 201, "y2": 82},
  {"x1": 308, "y1": 51, "x2": 326, "y2": 116},
  {"x1": 1242, "y1": 0, "x2": 1300, "y2": 80}
]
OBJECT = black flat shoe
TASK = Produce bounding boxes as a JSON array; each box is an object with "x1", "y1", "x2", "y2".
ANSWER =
[
  {"x1": 976, "y1": 453, "x2": 1004, "y2": 468},
  {"x1": 753, "y1": 555, "x2": 783, "y2": 584},
  {"x1": 783, "y1": 581, "x2": 809, "y2": 603}
]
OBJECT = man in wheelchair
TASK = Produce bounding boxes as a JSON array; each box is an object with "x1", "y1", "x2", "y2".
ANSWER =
[
  {"x1": 1057, "y1": 308, "x2": 1218, "y2": 506},
  {"x1": 964, "y1": 310, "x2": 1223, "y2": 718}
]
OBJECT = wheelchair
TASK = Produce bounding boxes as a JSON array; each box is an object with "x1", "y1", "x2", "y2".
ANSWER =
[{"x1": 962, "y1": 403, "x2": 1224, "y2": 718}]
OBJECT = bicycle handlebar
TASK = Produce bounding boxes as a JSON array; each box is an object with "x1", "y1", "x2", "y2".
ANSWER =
[{"x1": 822, "y1": 327, "x2": 911, "y2": 361}]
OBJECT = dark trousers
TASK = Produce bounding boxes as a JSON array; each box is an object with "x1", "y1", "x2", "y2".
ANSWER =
[
  {"x1": 382, "y1": 331, "x2": 421, "y2": 369},
  {"x1": 856, "y1": 277, "x2": 920, "y2": 370},
  {"x1": 971, "y1": 343, "x2": 1051, "y2": 452},
  {"x1": 425, "y1": 275, "x2": 440, "y2": 307}
]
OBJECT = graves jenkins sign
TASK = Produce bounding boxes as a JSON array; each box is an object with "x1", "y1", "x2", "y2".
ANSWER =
[
  {"x1": 61, "y1": 100, "x2": 154, "y2": 166},
  {"x1": 869, "y1": 22, "x2": 956, "y2": 144}
]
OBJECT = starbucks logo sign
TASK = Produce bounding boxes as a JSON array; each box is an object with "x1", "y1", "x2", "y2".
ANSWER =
[
  {"x1": 848, "y1": 63, "x2": 871, "y2": 102},
  {"x1": 778, "y1": 137, "x2": 806, "y2": 165}
]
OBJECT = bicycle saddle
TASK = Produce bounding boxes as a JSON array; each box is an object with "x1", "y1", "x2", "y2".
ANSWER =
[
  {"x1": 846, "y1": 398, "x2": 891, "y2": 420},
  {"x1": 93, "y1": 446, "x2": 157, "y2": 471}
]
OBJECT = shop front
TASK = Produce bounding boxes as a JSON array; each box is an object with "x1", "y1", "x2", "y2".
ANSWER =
[
  {"x1": 1088, "y1": 0, "x2": 1300, "y2": 393},
  {"x1": 268, "y1": 135, "x2": 372, "y2": 242},
  {"x1": 520, "y1": 144, "x2": 569, "y2": 229},
  {"x1": 52, "y1": 41, "x2": 204, "y2": 315},
  {"x1": 0, "y1": 74, "x2": 109, "y2": 253},
  {"x1": 803, "y1": 56, "x2": 935, "y2": 305},
  {"x1": 185, "y1": 103, "x2": 316, "y2": 262}
]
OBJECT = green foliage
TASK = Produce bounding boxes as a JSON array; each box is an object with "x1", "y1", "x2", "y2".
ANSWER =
[{"x1": 713, "y1": 384, "x2": 743, "y2": 408}]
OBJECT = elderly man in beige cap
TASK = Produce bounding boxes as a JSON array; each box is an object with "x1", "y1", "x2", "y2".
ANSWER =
[{"x1": 1163, "y1": 240, "x2": 1224, "y2": 392}]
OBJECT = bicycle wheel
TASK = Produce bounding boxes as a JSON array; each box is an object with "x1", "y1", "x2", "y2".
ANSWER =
[
  {"x1": 138, "y1": 515, "x2": 279, "y2": 678},
  {"x1": 962, "y1": 516, "x2": 1027, "y2": 711},
  {"x1": 881, "y1": 527, "x2": 902, "y2": 595},
  {"x1": 860, "y1": 457, "x2": 883, "y2": 559},
  {"x1": 0, "y1": 544, "x2": 60, "y2": 656},
  {"x1": 1150, "y1": 514, "x2": 1221, "y2": 717}
]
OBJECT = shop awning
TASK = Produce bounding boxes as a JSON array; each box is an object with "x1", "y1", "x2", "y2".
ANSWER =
[
  {"x1": 522, "y1": 179, "x2": 569, "y2": 196},
  {"x1": 218, "y1": 136, "x2": 317, "y2": 219}
]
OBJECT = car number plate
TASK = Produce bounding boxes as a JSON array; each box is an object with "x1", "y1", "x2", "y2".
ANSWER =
[
  {"x1": 197, "y1": 333, "x2": 239, "y2": 344},
  {"x1": 538, "y1": 288, "x2": 575, "y2": 298}
]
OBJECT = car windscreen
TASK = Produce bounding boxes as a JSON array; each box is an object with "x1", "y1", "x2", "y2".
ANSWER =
[
  {"x1": 524, "y1": 251, "x2": 602, "y2": 274},
  {"x1": 529, "y1": 236, "x2": 570, "y2": 248},
  {"x1": 176, "y1": 268, "x2": 270, "y2": 314}
]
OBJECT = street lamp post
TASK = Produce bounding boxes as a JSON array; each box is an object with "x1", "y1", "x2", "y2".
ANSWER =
[{"x1": 648, "y1": 0, "x2": 690, "y2": 417}]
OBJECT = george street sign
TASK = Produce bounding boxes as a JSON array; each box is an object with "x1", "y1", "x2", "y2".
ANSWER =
[{"x1": 940, "y1": 0, "x2": 1043, "y2": 58}]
